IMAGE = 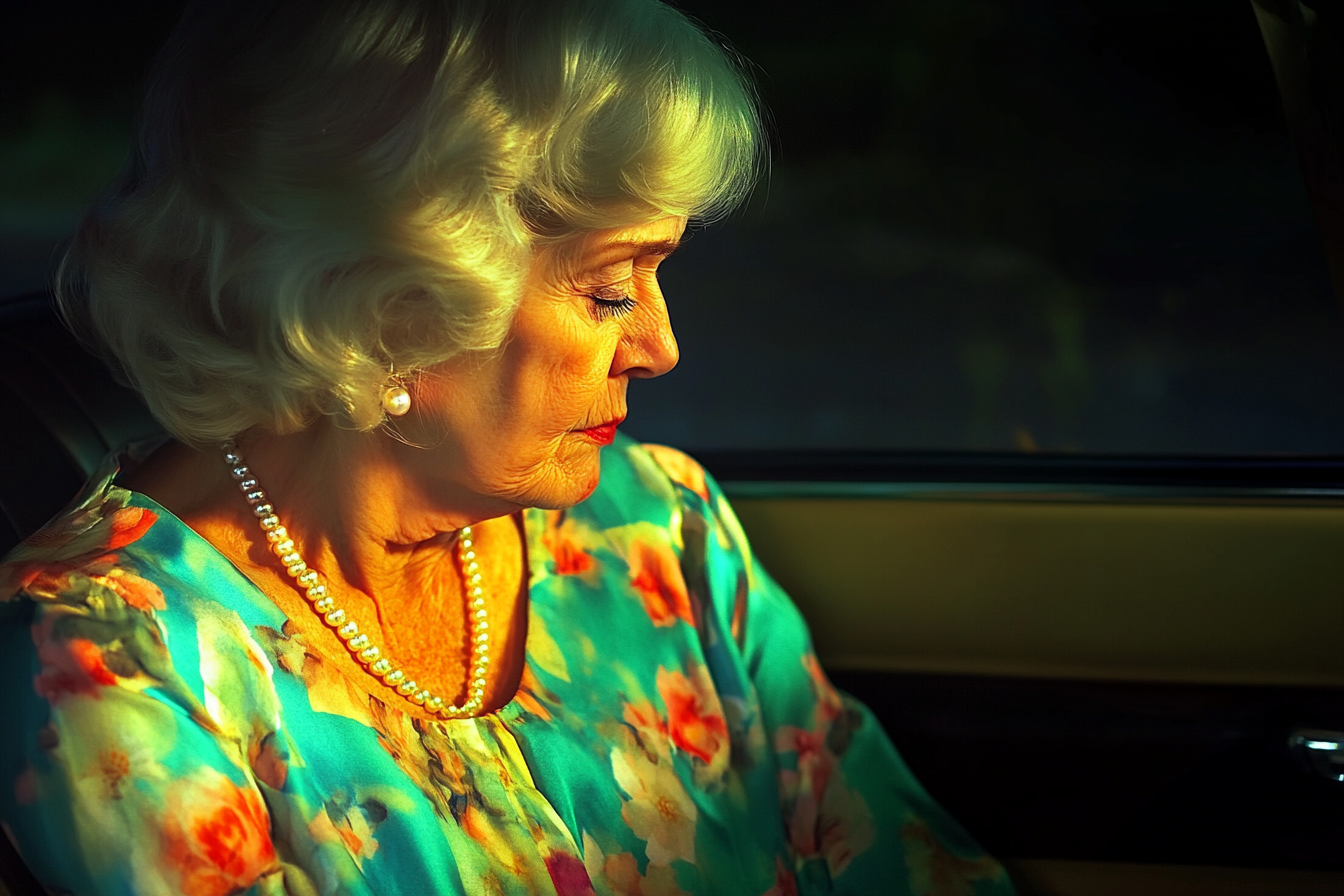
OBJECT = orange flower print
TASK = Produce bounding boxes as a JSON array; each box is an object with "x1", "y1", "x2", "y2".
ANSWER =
[
  {"x1": 103, "y1": 505, "x2": 157, "y2": 551},
  {"x1": 161, "y1": 768, "x2": 278, "y2": 896},
  {"x1": 623, "y1": 699, "x2": 669, "y2": 754},
  {"x1": 656, "y1": 667, "x2": 727, "y2": 767},
  {"x1": 542, "y1": 512, "x2": 597, "y2": 577},
  {"x1": 2, "y1": 499, "x2": 161, "y2": 607},
  {"x1": 32, "y1": 626, "x2": 119, "y2": 703},
  {"x1": 641, "y1": 444, "x2": 711, "y2": 502},
  {"x1": 627, "y1": 539, "x2": 693, "y2": 628}
]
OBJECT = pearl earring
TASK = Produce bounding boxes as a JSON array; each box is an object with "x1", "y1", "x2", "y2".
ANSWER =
[{"x1": 381, "y1": 384, "x2": 411, "y2": 416}]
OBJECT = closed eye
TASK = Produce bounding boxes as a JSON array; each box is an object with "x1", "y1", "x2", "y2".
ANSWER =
[{"x1": 588, "y1": 292, "x2": 638, "y2": 322}]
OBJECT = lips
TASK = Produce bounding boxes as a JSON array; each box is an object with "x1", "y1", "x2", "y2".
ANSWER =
[{"x1": 579, "y1": 417, "x2": 623, "y2": 445}]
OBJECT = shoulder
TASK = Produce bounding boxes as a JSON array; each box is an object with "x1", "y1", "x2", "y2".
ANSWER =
[
  {"x1": 0, "y1": 457, "x2": 252, "y2": 733},
  {"x1": 0, "y1": 454, "x2": 167, "y2": 612}
]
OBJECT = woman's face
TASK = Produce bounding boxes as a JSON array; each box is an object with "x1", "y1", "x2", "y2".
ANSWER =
[{"x1": 403, "y1": 216, "x2": 687, "y2": 517}]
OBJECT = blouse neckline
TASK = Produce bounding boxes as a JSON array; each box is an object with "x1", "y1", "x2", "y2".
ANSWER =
[{"x1": 118, "y1": 480, "x2": 546, "y2": 725}]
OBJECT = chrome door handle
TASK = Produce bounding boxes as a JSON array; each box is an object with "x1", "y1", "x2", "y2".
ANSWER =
[{"x1": 1289, "y1": 728, "x2": 1344, "y2": 783}]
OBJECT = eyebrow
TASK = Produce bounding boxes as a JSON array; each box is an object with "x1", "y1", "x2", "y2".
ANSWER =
[{"x1": 600, "y1": 239, "x2": 682, "y2": 258}]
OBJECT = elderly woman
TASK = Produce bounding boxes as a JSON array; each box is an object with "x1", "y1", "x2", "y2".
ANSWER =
[{"x1": 0, "y1": 1, "x2": 1012, "y2": 894}]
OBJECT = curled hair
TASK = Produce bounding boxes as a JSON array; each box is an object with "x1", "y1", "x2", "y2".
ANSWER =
[{"x1": 56, "y1": 0, "x2": 763, "y2": 444}]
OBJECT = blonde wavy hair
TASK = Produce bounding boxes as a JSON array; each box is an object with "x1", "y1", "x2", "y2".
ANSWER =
[{"x1": 56, "y1": 0, "x2": 763, "y2": 445}]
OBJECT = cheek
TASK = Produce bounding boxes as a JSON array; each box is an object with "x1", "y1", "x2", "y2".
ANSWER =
[{"x1": 538, "y1": 330, "x2": 616, "y2": 402}]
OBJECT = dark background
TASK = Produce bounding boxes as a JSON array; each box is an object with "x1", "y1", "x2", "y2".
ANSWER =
[{"x1": 3, "y1": 0, "x2": 1342, "y2": 454}]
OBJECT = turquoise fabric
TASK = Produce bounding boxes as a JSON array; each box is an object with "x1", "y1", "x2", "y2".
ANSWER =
[{"x1": 0, "y1": 435, "x2": 1013, "y2": 896}]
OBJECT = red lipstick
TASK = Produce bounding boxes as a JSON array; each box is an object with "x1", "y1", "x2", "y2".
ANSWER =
[{"x1": 579, "y1": 419, "x2": 622, "y2": 445}]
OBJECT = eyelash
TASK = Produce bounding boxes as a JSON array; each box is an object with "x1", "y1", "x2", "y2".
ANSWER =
[{"x1": 588, "y1": 293, "x2": 638, "y2": 321}]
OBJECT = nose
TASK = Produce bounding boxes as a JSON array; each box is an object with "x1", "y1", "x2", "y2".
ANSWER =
[{"x1": 611, "y1": 294, "x2": 679, "y2": 379}]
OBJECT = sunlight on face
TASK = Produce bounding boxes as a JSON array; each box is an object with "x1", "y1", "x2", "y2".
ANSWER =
[{"x1": 406, "y1": 216, "x2": 687, "y2": 513}]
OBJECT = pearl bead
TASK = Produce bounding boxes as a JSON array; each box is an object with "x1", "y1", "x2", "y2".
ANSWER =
[{"x1": 222, "y1": 442, "x2": 490, "y2": 719}]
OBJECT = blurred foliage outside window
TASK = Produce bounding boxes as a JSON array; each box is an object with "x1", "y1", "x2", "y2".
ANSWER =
[{"x1": 2, "y1": 0, "x2": 1341, "y2": 454}]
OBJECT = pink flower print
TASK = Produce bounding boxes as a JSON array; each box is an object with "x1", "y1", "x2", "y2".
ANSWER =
[
  {"x1": 545, "y1": 852, "x2": 597, "y2": 896},
  {"x1": 775, "y1": 725, "x2": 837, "y2": 856}
]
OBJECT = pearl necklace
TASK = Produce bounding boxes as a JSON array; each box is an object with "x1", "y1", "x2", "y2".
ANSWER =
[{"x1": 219, "y1": 440, "x2": 490, "y2": 719}]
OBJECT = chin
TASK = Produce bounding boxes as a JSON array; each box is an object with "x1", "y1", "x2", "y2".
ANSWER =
[{"x1": 511, "y1": 452, "x2": 604, "y2": 511}]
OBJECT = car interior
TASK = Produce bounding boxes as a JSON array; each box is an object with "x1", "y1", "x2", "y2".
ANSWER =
[{"x1": 1, "y1": 1, "x2": 1342, "y2": 895}]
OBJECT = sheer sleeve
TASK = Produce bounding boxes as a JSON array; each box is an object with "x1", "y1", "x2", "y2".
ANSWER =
[{"x1": 669, "y1": 448, "x2": 1016, "y2": 896}]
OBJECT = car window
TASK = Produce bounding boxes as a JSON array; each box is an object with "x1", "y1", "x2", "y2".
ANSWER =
[
  {"x1": 2, "y1": 1, "x2": 1341, "y2": 455},
  {"x1": 631, "y1": 0, "x2": 1344, "y2": 455}
]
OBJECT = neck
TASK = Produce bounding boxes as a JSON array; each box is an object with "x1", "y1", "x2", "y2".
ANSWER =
[{"x1": 131, "y1": 423, "x2": 522, "y2": 607}]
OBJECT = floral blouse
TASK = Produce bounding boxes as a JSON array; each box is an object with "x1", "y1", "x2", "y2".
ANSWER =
[{"x1": 0, "y1": 435, "x2": 1012, "y2": 896}]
